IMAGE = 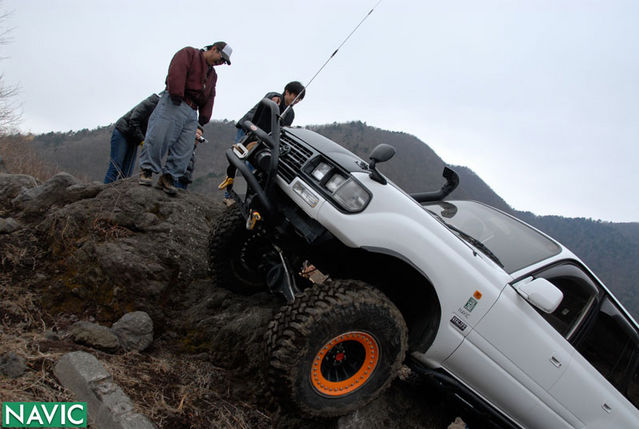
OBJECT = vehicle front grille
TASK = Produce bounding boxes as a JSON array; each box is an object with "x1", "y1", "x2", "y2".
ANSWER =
[{"x1": 278, "y1": 134, "x2": 313, "y2": 183}]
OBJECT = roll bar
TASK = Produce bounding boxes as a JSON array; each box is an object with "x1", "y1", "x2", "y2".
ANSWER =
[{"x1": 239, "y1": 98, "x2": 281, "y2": 197}]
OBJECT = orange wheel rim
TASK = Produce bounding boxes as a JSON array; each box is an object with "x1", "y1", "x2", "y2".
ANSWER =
[{"x1": 310, "y1": 331, "x2": 380, "y2": 397}]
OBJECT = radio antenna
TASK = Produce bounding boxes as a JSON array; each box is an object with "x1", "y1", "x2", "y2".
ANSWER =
[{"x1": 280, "y1": 0, "x2": 383, "y2": 119}]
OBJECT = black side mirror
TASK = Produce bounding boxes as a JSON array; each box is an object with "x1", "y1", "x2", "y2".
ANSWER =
[
  {"x1": 368, "y1": 144, "x2": 396, "y2": 185},
  {"x1": 370, "y1": 144, "x2": 396, "y2": 164}
]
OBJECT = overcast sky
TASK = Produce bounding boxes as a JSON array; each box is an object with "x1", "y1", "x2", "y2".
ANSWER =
[{"x1": 2, "y1": 0, "x2": 637, "y2": 222}]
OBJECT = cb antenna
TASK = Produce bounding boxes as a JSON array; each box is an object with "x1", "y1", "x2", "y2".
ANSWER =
[{"x1": 280, "y1": 0, "x2": 383, "y2": 119}]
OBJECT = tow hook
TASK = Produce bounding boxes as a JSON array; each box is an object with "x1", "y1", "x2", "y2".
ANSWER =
[{"x1": 246, "y1": 210, "x2": 261, "y2": 230}]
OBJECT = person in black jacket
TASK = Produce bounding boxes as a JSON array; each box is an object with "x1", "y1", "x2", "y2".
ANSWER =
[
  {"x1": 218, "y1": 81, "x2": 306, "y2": 205},
  {"x1": 104, "y1": 93, "x2": 160, "y2": 183},
  {"x1": 234, "y1": 81, "x2": 305, "y2": 143}
]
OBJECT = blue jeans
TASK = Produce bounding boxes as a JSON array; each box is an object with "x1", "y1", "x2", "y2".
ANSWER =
[
  {"x1": 235, "y1": 128, "x2": 245, "y2": 143},
  {"x1": 175, "y1": 180, "x2": 188, "y2": 190},
  {"x1": 139, "y1": 92, "x2": 197, "y2": 181},
  {"x1": 104, "y1": 128, "x2": 138, "y2": 183}
]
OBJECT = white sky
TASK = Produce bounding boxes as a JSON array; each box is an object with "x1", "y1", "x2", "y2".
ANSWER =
[{"x1": 2, "y1": 0, "x2": 638, "y2": 222}]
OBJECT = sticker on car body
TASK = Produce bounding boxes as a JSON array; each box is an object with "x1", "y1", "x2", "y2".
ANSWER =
[
  {"x1": 464, "y1": 297, "x2": 478, "y2": 312},
  {"x1": 450, "y1": 315, "x2": 468, "y2": 331},
  {"x1": 457, "y1": 291, "x2": 482, "y2": 318}
]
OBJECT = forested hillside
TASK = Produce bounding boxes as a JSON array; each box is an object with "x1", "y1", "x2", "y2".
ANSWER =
[{"x1": 516, "y1": 212, "x2": 639, "y2": 317}]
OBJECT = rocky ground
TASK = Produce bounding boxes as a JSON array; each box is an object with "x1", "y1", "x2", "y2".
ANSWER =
[{"x1": 0, "y1": 173, "x2": 479, "y2": 428}]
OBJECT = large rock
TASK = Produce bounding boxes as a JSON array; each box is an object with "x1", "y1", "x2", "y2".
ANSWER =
[
  {"x1": 28, "y1": 178, "x2": 222, "y2": 324},
  {"x1": 70, "y1": 321, "x2": 120, "y2": 352},
  {"x1": 111, "y1": 311, "x2": 154, "y2": 351},
  {"x1": 0, "y1": 173, "x2": 38, "y2": 209},
  {"x1": 0, "y1": 351, "x2": 27, "y2": 378},
  {"x1": 178, "y1": 282, "x2": 282, "y2": 403},
  {"x1": 12, "y1": 172, "x2": 83, "y2": 215},
  {"x1": 54, "y1": 351, "x2": 155, "y2": 429}
]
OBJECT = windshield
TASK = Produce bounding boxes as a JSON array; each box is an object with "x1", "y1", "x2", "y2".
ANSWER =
[{"x1": 423, "y1": 201, "x2": 561, "y2": 274}]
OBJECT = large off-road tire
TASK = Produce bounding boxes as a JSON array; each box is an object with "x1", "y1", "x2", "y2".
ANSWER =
[
  {"x1": 265, "y1": 279, "x2": 408, "y2": 417},
  {"x1": 208, "y1": 205, "x2": 274, "y2": 294}
]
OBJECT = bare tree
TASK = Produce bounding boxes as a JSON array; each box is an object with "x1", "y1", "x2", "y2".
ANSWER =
[{"x1": 0, "y1": 4, "x2": 20, "y2": 135}]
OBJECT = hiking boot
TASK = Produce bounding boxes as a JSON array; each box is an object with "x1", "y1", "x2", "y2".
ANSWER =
[
  {"x1": 138, "y1": 169, "x2": 153, "y2": 186},
  {"x1": 218, "y1": 176, "x2": 234, "y2": 190},
  {"x1": 157, "y1": 173, "x2": 178, "y2": 196}
]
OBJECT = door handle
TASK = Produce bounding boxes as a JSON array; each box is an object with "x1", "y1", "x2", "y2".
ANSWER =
[
  {"x1": 550, "y1": 356, "x2": 562, "y2": 368},
  {"x1": 602, "y1": 403, "x2": 612, "y2": 414}
]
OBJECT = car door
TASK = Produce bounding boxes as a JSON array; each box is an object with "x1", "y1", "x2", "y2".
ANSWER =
[
  {"x1": 444, "y1": 273, "x2": 584, "y2": 428},
  {"x1": 547, "y1": 293, "x2": 639, "y2": 427},
  {"x1": 518, "y1": 261, "x2": 639, "y2": 427}
]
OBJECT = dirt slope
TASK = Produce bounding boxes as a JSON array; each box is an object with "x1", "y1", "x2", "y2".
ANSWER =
[{"x1": 0, "y1": 173, "x2": 471, "y2": 429}]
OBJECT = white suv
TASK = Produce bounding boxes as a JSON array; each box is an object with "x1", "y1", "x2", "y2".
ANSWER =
[{"x1": 208, "y1": 99, "x2": 639, "y2": 428}]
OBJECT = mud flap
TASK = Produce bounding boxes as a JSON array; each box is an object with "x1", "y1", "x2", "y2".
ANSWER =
[{"x1": 266, "y1": 245, "x2": 300, "y2": 303}]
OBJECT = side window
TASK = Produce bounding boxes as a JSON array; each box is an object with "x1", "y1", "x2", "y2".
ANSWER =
[
  {"x1": 535, "y1": 264, "x2": 598, "y2": 338},
  {"x1": 576, "y1": 298, "x2": 639, "y2": 408}
]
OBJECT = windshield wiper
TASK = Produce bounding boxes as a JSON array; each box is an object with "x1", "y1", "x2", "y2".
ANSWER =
[{"x1": 445, "y1": 224, "x2": 505, "y2": 268}]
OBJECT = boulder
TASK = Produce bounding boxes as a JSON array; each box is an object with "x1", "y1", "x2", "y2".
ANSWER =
[
  {"x1": 34, "y1": 179, "x2": 221, "y2": 324},
  {"x1": 111, "y1": 311, "x2": 154, "y2": 352},
  {"x1": 0, "y1": 173, "x2": 38, "y2": 209},
  {"x1": 70, "y1": 321, "x2": 120, "y2": 352},
  {"x1": 12, "y1": 172, "x2": 81, "y2": 215},
  {"x1": 0, "y1": 351, "x2": 27, "y2": 378}
]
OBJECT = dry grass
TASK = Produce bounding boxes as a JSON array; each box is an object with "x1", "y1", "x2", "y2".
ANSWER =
[
  {"x1": 0, "y1": 271, "x2": 272, "y2": 429},
  {"x1": 100, "y1": 351, "x2": 271, "y2": 428},
  {"x1": 0, "y1": 134, "x2": 59, "y2": 180},
  {"x1": 0, "y1": 242, "x2": 28, "y2": 267},
  {"x1": 91, "y1": 218, "x2": 134, "y2": 240},
  {"x1": 0, "y1": 227, "x2": 48, "y2": 275},
  {"x1": 1, "y1": 305, "x2": 98, "y2": 424},
  {"x1": 0, "y1": 279, "x2": 71, "y2": 403}
]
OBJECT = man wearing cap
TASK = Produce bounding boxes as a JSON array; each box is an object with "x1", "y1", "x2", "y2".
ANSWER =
[{"x1": 138, "y1": 42, "x2": 232, "y2": 195}]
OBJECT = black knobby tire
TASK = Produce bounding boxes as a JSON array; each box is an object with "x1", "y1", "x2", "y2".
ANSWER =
[
  {"x1": 208, "y1": 205, "x2": 274, "y2": 294},
  {"x1": 265, "y1": 279, "x2": 408, "y2": 417}
]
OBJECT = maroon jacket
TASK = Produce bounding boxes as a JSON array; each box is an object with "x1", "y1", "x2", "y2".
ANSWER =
[{"x1": 165, "y1": 47, "x2": 217, "y2": 125}]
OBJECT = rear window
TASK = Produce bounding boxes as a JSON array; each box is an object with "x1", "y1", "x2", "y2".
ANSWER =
[{"x1": 423, "y1": 201, "x2": 561, "y2": 273}]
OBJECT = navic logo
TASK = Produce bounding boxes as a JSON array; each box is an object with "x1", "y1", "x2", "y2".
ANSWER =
[{"x1": 2, "y1": 402, "x2": 87, "y2": 428}]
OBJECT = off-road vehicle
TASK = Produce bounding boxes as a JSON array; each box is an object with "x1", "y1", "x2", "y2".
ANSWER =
[{"x1": 208, "y1": 99, "x2": 639, "y2": 428}]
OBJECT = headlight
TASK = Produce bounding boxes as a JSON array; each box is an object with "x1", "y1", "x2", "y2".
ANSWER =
[
  {"x1": 333, "y1": 179, "x2": 371, "y2": 212},
  {"x1": 311, "y1": 162, "x2": 332, "y2": 181},
  {"x1": 292, "y1": 181, "x2": 319, "y2": 208},
  {"x1": 303, "y1": 158, "x2": 371, "y2": 212},
  {"x1": 325, "y1": 174, "x2": 346, "y2": 192}
]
